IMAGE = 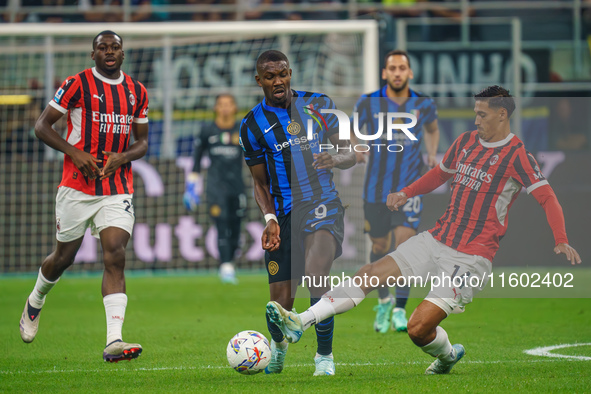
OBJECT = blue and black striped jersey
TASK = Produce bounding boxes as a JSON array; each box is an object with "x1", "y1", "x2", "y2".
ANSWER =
[
  {"x1": 355, "y1": 86, "x2": 438, "y2": 203},
  {"x1": 240, "y1": 90, "x2": 340, "y2": 216}
]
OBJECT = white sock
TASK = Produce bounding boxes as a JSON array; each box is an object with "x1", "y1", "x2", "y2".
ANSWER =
[
  {"x1": 300, "y1": 309, "x2": 319, "y2": 331},
  {"x1": 103, "y1": 293, "x2": 127, "y2": 345},
  {"x1": 379, "y1": 296, "x2": 392, "y2": 304},
  {"x1": 301, "y1": 284, "x2": 366, "y2": 330},
  {"x1": 329, "y1": 283, "x2": 366, "y2": 313},
  {"x1": 420, "y1": 326, "x2": 455, "y2": 362},
  {"x1": 315, "y1": 352, "x2": 333, "y2": 360},
  {"x1": 28, "y1": 268, "x2": 59, "y2": 309}
]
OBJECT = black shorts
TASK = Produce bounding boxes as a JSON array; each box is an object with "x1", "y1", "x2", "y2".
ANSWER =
[
  {"x1": 363, "y1": 197, "x2": 422, "y2": 238},
  {"x1": 265, "y1": 196, "x2": 345, "y2": 284}
]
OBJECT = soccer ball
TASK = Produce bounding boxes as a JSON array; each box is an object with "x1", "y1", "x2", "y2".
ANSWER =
[{"x1": 226, "y1": 330, "x2": 271, "y2": 375}]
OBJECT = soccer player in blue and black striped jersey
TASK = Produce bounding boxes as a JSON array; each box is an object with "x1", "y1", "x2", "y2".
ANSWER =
[
  {"x1": 240, "y1": 50, "x2": 355, "y2": 376},
  {"x1": 353, "y1": 50, "x2": 440, "y2": 334}
]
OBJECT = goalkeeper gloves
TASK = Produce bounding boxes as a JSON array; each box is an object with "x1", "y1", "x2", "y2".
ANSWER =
[{"x1": 183, "y1": 172, "x2": 201, "y2": 212}]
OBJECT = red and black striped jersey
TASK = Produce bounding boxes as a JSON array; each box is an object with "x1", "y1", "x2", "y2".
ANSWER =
[
  {"x1": 49, "y1": 67, "x2": 149, "y2": 196},
  {"x1": 429, "y1": 131, "x2": 548, "y2": 261}
]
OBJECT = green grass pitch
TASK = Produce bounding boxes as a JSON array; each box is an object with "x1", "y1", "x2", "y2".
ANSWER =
[{"x1": 1, "y1": 272, "x2": 590, "y2": 392}]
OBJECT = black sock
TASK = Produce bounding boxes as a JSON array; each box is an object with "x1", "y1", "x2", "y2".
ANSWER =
[
  {"x1": 395, "y1": 285, "x2": 410, "y2": 309},
  {"x1": 311, "y1": 297, "x2": 334, "y2": 356},
  {"x1": 266, "y1": 312, "x2": 285, "y2": 343}
]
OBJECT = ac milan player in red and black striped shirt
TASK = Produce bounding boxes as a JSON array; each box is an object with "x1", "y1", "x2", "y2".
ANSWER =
[
  {"x1": 265, "y1": 85, "x2": 581, "y2": 376},
  {"x1": 19, "y1": 31, "x2": 149, "y2": 363}
]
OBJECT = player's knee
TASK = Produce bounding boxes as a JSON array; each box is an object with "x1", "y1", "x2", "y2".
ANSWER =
[
  {"x1": 354, "y1": 263, "x2": 390, "y2": 292},
  {"x1": 304, "y1": 252, "x2": 334, "y2": 278},
  {"x1": 372, "y1": 246, "x2": 389, "y2": 256},
  {"x1": 371, "y1": 241, "x2": 389, "y2": 256},
  {"x1": 356, "y1": 263, "x2": 375, "y2": 279},
  {"x1": 47, "y1": 252, "x2": 75, "y2": 271},
  {"x1": 304, "y1": 263, "x2": 331, "y2": 279},
  {"x1": 103, "y1": 246, "x2": 126, "y2": 271}
]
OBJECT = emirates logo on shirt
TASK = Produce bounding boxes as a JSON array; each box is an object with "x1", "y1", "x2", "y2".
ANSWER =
[
  {"x1": 92, "y1": 111, "x2": 133, "y2": 134},
  {"x1": 454, "y1": 162, "x2": 493, "y2": 191}
]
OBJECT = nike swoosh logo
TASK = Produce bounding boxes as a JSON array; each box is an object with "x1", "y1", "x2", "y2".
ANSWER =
[
  {"x1": 264, "y1": 123, "x2": 277, "y2": 134},
  {"x1": 407, "y1": 217, "x2": 419, "y2": 223},
  {"x1": 310, "y1": 221, "x2": 325, "y2": 228}
]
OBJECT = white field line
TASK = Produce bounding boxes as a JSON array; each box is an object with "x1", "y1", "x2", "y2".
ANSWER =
[
  {"x1": 0, "y1": 356, "x2": 589, "y2": 376},
  {"x1": 523, "y1": 343, "x2": 591, "y2": 361}
]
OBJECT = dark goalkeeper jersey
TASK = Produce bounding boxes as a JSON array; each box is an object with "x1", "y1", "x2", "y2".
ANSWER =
[{"x1": 192, "y1": 121, "x2": 245, "y2": 199}]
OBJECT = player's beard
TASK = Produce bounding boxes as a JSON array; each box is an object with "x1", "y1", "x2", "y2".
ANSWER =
[
  {"x1": 269, "y1": 95, "x2": 287, "y2": 106},
  {"x1": 267, "y1": 88, "x2": 289, "y2": 107},
  {"x1": 389, "y1": 78, "x2": 409, "y2": 93},
  {"x1": 477, "y1": 129, "x2": 488, "y2": 141}
]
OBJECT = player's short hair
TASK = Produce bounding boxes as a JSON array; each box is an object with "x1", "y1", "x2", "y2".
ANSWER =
[
  {"x1": 474, "y1": 85, "x2": 516, "y2": 118},
  {"x1": 384, "y1": 49, "x2": 411, "y2": 68},
  {"x1": 92, "y1": 30, "x2": 123, "y2": 50},
  {"x1": 215, "y1": 93, "x2": 236, "y2": 104},
  {"x1": 214, "y1": 93, "x2": 237, "y2": 117},
  {"x1": 256, "y1": 50, "x2": 289, "y2": 72}
]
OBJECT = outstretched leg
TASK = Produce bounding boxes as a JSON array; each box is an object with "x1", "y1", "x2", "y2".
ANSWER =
[{"x1": 266, "y1": 253, "x2": 403, "y2": 344}]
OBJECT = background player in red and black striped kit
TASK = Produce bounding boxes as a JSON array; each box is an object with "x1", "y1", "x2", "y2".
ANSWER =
[
  {"x1": 19, "y1": 31, "x2": 149, "y2": 363},
  {"x1": 266, "y1": 85, "x2": 581, "y2": 375}
]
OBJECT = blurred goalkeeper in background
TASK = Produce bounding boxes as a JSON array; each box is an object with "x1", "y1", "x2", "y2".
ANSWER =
[
  {"x1": 184, "y1": 93, "x2": 245, "y2": 284},
  {"x1": 19, "y1": 30, "x2": 148, "y2": 362}
]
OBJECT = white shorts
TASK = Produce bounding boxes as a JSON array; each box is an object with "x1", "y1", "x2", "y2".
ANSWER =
[
  {"x1": 55, "y1": 187, "x2": 135, "y2": 242},
  {"x1": 389, "y1": 231, "x2": 492, "y2": 315}
]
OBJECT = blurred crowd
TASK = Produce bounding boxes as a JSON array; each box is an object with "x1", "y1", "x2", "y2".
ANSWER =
[{"x1": 0, "y1": 0, "x2": 584, "y2": 43}]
